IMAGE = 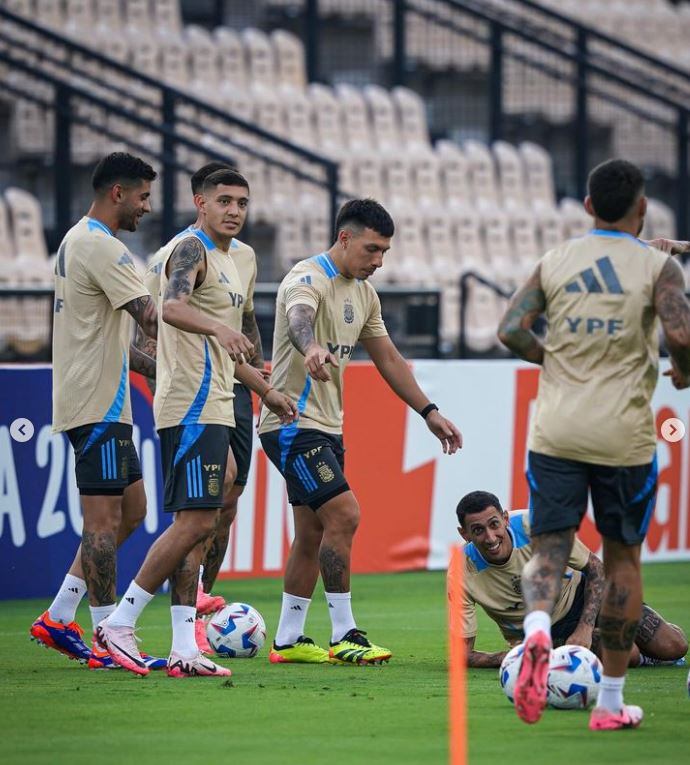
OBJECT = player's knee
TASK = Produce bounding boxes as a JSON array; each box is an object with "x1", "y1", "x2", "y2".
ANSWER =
[
  {"x1": 218, "y1": 504, "x2": 237, "y2": 529},
  {"x1": 82, "y1": 498, "x2": 121, "y2": 536},
  {"x1": 331, "y1": 500, "x2": 360, "y2": 538},
  {"x1": 665, "y1": 624, "x2": 689, "y2": 659}
]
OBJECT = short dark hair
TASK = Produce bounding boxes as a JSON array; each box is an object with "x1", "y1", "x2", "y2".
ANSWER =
[
  {"x1": 91, "y1": 152, "x2": 157, "y2": 192},
  {"x1": 456, "y1": 491, "x2": 504, "y2": 527},
  {"x1": 201, "y1": 168, "x2": 250, "y2": 195},
  {"x1": 336, "y1": 198, "x2": 395, "y2": 238},
  {"x1": 587, "y1": 159, "x2": 644, "y2": 223},
  {"x1": 190, "y1": 162, "x2": 231, "y2": 194}
]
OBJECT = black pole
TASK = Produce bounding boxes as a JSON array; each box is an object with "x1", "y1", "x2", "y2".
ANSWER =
[
  {"x1": 161, "y1": 89, "x2": 176, "y2": 243},
  {"x1": 488, "y1": 20, "x2": 503, "y2": 143},
  {"x1": 306, "y1": 0, "x2": 319, "y2": 83},
  {"x1": 393, "y1": 0, "x2": 407, "y2": 87},
  {"x1": 677, "y1": 109, "x2": 689, "y2": 240},
  {"x1": 213, "y1": 0, "x2": 224, "y2": 28},
  {"x1": 328, "y1": 161, "x2": 339, "y2": 238},
  {"x1": 575, "y1": 27, "x2": 589, "y2": 200},
  {"x1": 54, "y1": 84, "x2": 72, "y2": 241}
]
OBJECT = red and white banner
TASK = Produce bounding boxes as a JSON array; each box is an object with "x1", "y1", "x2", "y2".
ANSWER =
[{"x1": 220, "y1": 360, "x2": 690, "y2": 579}]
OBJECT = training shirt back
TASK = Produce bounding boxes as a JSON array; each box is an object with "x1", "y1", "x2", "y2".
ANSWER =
[{"x1": 529, "y1": 230, "x2": 669, "y2": 466}]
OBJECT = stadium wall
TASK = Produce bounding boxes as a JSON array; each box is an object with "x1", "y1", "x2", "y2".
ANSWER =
[{"x1": 1, "y1": 361, "x2": 689, "y2": 600}]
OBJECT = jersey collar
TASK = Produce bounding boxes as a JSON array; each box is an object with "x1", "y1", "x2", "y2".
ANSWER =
[{"x1": 86, "y1": 217, "x2": 113, "y2": 237}]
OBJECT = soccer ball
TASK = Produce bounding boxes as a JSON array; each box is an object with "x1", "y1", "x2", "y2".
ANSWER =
[
  {"x1": 547, "y1": 645, "x2": 602, "y2": 710},
  {"x1": 206, "y1": 603, "x2": 266, "y2": 658},
  {"x1": 499, "y1": 643, "x2": 525, "y2": 704}
]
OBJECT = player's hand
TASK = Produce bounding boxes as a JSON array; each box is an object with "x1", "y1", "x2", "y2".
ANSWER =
[
  {"x1": 215, "y1": 325, "x2": 254, "y2": 365},
  {"x1": 663, "y1": 363, "x2": 690, "y2": 390},
  {"x1": 646, "y1": 238, "x2": 690, "y2": 255},
  {"x1": 263, "y1": 389, "x2": 298, "y2": 424},
  {"x1": 564, "y1": 625, "x2": 593, "y2": 650},
  {"x1": 304, "y1": 343, "x2": 339, "y2": 382},
  {"x1": 425, "y1": 411, "x2": 463, "y2": 454}
]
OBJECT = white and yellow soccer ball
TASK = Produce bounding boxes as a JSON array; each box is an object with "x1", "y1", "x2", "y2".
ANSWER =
[{"x1": 206, "y1": 603, "x2": 267, "y2": 658}]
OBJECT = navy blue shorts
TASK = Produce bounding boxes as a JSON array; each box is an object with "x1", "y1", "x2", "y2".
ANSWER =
[
  {"x1": 260, "y1": 428, "x2": 349, "y2": 511},
  {"x1": 159, "y1": 424, "x2": 231, "y2": 513},
  {"x1": 66, "y1": 422, "x2": 142, "y2": 496},
  {"x1": 229, "y1": 383, "x2": 253, "y2": 487},
  {"x1": 527, "y1": 451, "x2": 658, "y2": 545}
]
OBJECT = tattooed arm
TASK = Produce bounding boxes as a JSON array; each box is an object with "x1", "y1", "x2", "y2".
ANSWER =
[
  {"x1": 162, "y1": 236, "x2": 253, "y2": 363},
  {"x1": 465, "y1": 636, "x2": 508, "y2": 669},
  {"x1": 122, "y1": 294, "x2": 157, "y2": 339},
  {"x1": 653, "y1": 257, "x2": 690, "y2": 388},
  {"x1": 497, "y1": 264, "x2": 546, "y2": 364},
  {"x1": 242, "y1": 309, "x2": 265, "y2": 370},
  {"x1": 565, "y1": 552, "x2": 605, "y2": 649},
  {"x1": 129, "y1": 322, "x2": 156, "y2": 380},
  {"x1": 286, "y1": 303, "x2": 338, "y2": 382}
]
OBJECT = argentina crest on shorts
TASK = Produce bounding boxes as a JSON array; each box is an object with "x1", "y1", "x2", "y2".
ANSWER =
[{"x1": 344, "y1": 299, "x2": 354, "y2": 324}]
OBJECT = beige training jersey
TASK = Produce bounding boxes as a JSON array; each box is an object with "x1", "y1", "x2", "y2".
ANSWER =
[
  {"x1": 146, "y1": 229, "x2": 257, "y2": 313},
  {"x1": 258, "y1": 252, "x2": 388, "y2": 435},
  {"x1": 52, "y1": 216, "x2": 149, "y2": 433},
  {"x1": 153, "y1": 229, "x2": 245, "y2": 430},
  {"x1": 146, "y1": 231, "x2": 257, "y2": 390},
  {"x1": 453, "y1": 512, "x2": 590, "y2": 643},
  {"x1": 529, "y1": 230, "x2": 670, "y2": 466}
]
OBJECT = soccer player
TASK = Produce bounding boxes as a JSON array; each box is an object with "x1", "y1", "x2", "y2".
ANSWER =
[
  {"x1": 98, "y1": 169, "x2": 297, "y2": 677},
  {"x1": 259, "y1": 198, "x2": 462, "y2": 665},
  {"x1": 497, "y1": 159, "x2": 690, "y2": 729},
  {"x1": 30, "y1": 152, "x2": 165, "y2": 670},
  {"x1": 453, "y1": 491, "x2": 687, "y2": 669},
  {"x1": 145, "y1": 163, "x2": 266, "y2": 652}
]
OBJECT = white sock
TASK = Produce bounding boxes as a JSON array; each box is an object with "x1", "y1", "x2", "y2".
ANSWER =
[
  {"x1": 198, "y1": 565, "x2": 204, "y2": 590},
  {"x1": 275, "y1": 592, "x2": 311, "y2": 647},
  {"x1": 107, "y1": 581, "x2": 154, "y2": 628},
  {"x1": 90, "y1": 603, "x2": 116, "y2": 632},
  {"x1": 325, "y1": 591, "x2": 356, "y2": 643},
  {"x1": 524, "y1": 610, "x2": 551, "y2": 639},
  {"x1": 171, "y1": 605, "x2": 198, "y2": 658},
  {"x1": 597, "y1": 674, "x2": 625, "y2": 712},
  {"x1": 48, "y1": 574, "x2": 87, "y2": 624}
]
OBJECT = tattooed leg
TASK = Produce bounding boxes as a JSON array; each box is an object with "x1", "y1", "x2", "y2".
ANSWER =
[
  {"x1": 599, "y1": 538, "x2": 643, "y2": 677},
  {"x1": 80, "y1": 495, "x2": 122, "y2": 607},
  {"x1": 315, "y1": 493, "x2": 360, "y2": 593},
  {"x1": 521, "y1": 528, "x2": 575, "y2": 614},
  {"x1": 201, "y1": 501, "x2": 237, "y2": 593},
  {"x1": 171, "y1": 542, "x2": 205, "y2": 607},
  {"x1": 634, "y1": 604, "x2": 689, "y2": 660}
]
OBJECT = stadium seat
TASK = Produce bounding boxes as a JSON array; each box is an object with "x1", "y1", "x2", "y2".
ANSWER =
[
  {"x1": 214, "y1": 27, "x2": 248, "y2": 83},
  {"x1": 283, "y1": 87, "x2": 316, "y2": 149},
  {"x1": 364, "y1": 84, "x2": 401, "y2": 155},
  {"x1": 309, "y1": 84, "x2": 347, "y2": 158},
  {"x1": 186, "y1": 25, "x2": 219, "y2": 99},
  {"x1": 271, "y1": 30, "x2": 307, "y2": 91},
  {"x1": 645, "y1": 198, "x2": 677, "y2": 241},
  {"x1": 519, "y1": 141, "x2": 557, "y2": 211},
  {"x1": 123, "y1": 0, "x2": 152, "y2": 36},
  {"x1": 492, "y1": 140, "x2": 526, "y2": 211},
  {"x1": 0, "y1": 196, "x2": 16, "y2": 261},
  {"x1": 9, "y1": 254, "x2": 52, "y2": 357},
  {"x1": 560, "y1": 197, "x2": 592, "y2": 239},
  {"x1": 436, "y1": 140, "x2": 473, "y2": 211},
  {"x1": 242, "y1": 29, "x2": 276, "y2": 92},
  {"x1": 4, "y1": 187, "x2": 49, "y2": 261},
  {"x1": 464, "y1": 139, "x2": 500, "y2": 211},
  {"x1": 391, "y1": 86, "x2": 430, "y2": 149},
  {"x1": 536, "y1": 205, "x2": 565, "y2": 252},
  {"x1": 409, "y1": 148, "x2": 442, "y2": 210},
  {"x1": 154, "y1": 0, "x2": 183, "y2": 36},
  {"x1": 336, "y1": 84, "x2": 374, "y2": 154}
]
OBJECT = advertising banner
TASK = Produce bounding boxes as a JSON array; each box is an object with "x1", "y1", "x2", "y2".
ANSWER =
[{"x1": 1, "y1": 361, "x2": 688, "y2": 600}]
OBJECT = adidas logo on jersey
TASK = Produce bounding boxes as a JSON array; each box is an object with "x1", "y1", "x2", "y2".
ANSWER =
[
  {"x1": 118, "y1": 252, "x2": 134, "y2": 266},
  {"x1": 564, "y1": 256, "x2": 623, "y2": 294}
]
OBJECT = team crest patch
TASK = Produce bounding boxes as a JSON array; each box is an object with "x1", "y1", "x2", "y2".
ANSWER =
[
  {"x1": 510, "y1": 575, "x2": 522, "y2": 596},
  {"x1": 344, "y1": 300, "x2": 354, "y2": 324},
  {"x1": 208, "y1": 477, "x2": 220, "y2": 497},
  {"x1": 316, "y1": 461, "x2": 335, "y2": 483}
]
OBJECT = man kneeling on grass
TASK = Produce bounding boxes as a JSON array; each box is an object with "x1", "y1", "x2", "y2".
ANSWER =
[{"x1": 450, "y1": 491, "x2": 688, "y2": 669}]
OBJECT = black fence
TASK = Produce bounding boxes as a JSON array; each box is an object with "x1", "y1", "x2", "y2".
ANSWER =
[{"x1": 0, "y1": 285, "x2": 442, "y2": 362}]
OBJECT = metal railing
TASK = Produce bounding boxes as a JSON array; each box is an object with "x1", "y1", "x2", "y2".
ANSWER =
[
  {"x1": 0, "y1": 285, "x2": 442, "y2": 361},
  {"x1": 0, "y1": 6, "x2": 341, "y2": 244}
]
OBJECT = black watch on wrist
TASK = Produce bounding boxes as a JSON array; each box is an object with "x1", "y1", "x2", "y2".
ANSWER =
[{"x1": 419, "y1": 403, "x2": 439, "y2": 419}]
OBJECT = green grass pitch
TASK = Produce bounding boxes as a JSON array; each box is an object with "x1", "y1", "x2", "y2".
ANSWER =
[{"x1": 2, "y1": 563, "x2": 689, "y2": 764}]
